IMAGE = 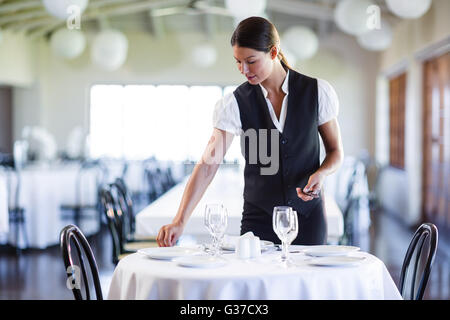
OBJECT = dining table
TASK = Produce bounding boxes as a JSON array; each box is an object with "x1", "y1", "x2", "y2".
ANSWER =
[
  {"x1": 135, "y1": 165, "x2": 344, "y2": 244},
  {"x1": 0, "y1": 174, "x2": 8, "y2": 241},
  {"x1": 107, "y1": 245, "x2": 403, "y2": 300},
  {"x1": 0, "y1": 163, "x2": 100, "y2": 248}
]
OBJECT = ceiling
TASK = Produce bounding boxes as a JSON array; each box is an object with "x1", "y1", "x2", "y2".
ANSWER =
[{"x1": 0, "y1": 0, "x2": 395, "y2": 40}]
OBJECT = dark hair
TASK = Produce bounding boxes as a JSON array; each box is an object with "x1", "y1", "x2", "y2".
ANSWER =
[{"x1": 230, "y1": 16, "x2": 291, "y2": 70}]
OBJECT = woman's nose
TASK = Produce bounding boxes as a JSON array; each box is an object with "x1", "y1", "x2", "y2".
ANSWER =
[{"x1": 242, "y1": 62, "x2": 249, "y2": 74}]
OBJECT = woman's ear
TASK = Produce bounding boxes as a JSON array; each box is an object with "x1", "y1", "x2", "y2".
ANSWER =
[{"x1": 270, "y1": 46, "x2": 278, "y2": 60}]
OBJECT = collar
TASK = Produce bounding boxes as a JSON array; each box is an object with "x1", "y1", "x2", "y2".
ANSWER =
[{"x1": 258, "y1": 69, "x2": 289, "y2": 98}]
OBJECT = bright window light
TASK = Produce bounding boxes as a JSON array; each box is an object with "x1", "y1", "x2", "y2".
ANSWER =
[{"x1": 89, "y1": 84, "x2": 241, "y2": 163}]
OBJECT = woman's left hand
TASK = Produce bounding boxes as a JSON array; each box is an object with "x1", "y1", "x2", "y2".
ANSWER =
[{"x1": 296, "y1": 171, "x2": 325, "y2": 202}]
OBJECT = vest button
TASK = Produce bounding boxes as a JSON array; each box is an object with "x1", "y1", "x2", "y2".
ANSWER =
[
  {"x1": 287, "y1": 200, "x2": 293, "y2": 206},
  {"x1": 281, "y1": 138, "x2": 287, "y2": 144},
  {"x1": 284, "y1": 153, "x2": 288, "y2": 159}
]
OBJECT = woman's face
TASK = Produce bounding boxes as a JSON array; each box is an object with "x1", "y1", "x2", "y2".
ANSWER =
[{"x1": 233, "y1": 45, "x2": 275, "y2": 85}]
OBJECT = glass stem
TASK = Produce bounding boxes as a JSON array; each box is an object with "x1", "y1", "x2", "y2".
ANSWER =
[{"x1": 281, "y1": 240, "x2": 289, "y2": 261}]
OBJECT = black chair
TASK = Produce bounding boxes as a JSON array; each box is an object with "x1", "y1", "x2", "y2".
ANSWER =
[
  {"x1": 399, "y1": 223, "x2": 438, "y2": 300},
  {"x1": 60, "y1": 160, "x2": 107, "y2": 230},
  {"x1": 99, "y1": 185, "x2": 157, "y2": 265},
  {"x1": 110, "y1": 178, "x2": 157, "y2": 243},
  {"x1": 5, "y1": 168, "x2": 28, "y2": 254},
  {"x1": 60, "y1": 224, "x2": 103, "y2": 300}
]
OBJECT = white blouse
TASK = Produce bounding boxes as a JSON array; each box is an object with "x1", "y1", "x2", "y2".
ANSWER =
[{"x1": 213, "y1": 70, "x2": 339, "y2": 136}]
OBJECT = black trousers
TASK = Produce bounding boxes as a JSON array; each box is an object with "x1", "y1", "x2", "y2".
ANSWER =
[{"x1": 240, "y1": 199, "x2": 327, "y2": 245}]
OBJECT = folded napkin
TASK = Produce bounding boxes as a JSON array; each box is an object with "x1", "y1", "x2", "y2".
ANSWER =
[{"x1": 235, "y1": 232, "x2": 261, "y2": 259}]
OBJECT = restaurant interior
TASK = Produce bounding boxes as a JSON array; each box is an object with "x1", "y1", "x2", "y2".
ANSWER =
[{"x1": 0, "y1": 0, "x2": 448, "y2": 301}]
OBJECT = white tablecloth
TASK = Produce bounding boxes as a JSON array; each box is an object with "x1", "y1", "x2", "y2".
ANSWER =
[
  {"x1": 0, "y1": 174, "x2": 8, "y2": 238},
  {"x1": 135, "y1": 166, "x2": 344, "y2": 243},
  {"x1": 0, "y1": 163, "x2": 100, "y2": 248},
  {"x1": 107, "y1": 249, "x2": 402, "y2": 300}
]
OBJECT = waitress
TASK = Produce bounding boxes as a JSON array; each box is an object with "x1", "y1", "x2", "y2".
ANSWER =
[{"x1": 157, "y1": 16, "x2": 343, "y2": 247}]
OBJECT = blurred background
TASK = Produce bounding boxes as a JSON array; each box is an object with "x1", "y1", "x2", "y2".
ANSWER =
[{"x1": 0, "y1": 0, "x2": 448, "y2": 299}]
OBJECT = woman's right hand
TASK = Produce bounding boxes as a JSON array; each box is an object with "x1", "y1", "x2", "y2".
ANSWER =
[{"x1": 157, "y1": 221, "x2": 184, "y2": 247}]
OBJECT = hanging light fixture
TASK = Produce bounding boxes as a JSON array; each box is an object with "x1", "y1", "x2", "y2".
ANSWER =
[
  {"x1": 191, "y1": 43, "x2": 218, "y2": 68},
  {"x1": 91, "y1": 29, "x2": 128, "y2": 71},
  {"x1": 282, "y1": 26, "x2": 319, "y2": 61},
  {"x1": 225, "y1": 0, "x2": 267, "y2": 23},
  {"x1": 334, "y1": 0, "x2": 374, "y2": 36},
  {"x1": 42, "y1": 0, "x2": 89, "y2": 20},
  {"x1": 357, "y1": 19, "x2": 393, "y2": 51},
  {"x1": 50, "y1": 28, "x2": 86, "y2": 59},
  {"x1": 386, "y1": 0, "x2": 432, "y2": 19}
]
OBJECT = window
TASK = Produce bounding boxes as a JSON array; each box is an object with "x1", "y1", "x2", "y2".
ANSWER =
[
  {"x1": 389, "y1": 73, "x2": 406, "y2": 169},
  {"x1": 89, "y1": 84, "x2": 241, "y2": 163}
]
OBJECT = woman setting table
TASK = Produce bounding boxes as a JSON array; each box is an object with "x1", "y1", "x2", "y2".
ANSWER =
[{"x1": 157, "y1": 16, "x2": 344, "y2": 247}]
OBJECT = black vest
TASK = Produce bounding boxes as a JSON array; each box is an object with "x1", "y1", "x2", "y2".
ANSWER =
[{"x1": 234, "y1": 69, "x2": 321, "y2": 218}]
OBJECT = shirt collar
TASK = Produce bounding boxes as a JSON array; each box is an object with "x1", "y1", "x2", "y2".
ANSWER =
[{"x1": 259, "y1": 69, "x2": 290, "y2": 98}]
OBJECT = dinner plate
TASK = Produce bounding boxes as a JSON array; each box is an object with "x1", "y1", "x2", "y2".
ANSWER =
[
  {"x1": 173, "y1": 256, "x2": 228, "y2": 268},
  {"x1": 307, "y1": 256, "x2": 366, "y2": 267},
  {"x1": 138, "y1": 247, "x2": 200, "y2": 260},
  {"x1": 302, "y1": 245, "x2": 360, "y2": 257},
  {"x1": 221, "y1": 240, "x2": 275, "y2": 251}
]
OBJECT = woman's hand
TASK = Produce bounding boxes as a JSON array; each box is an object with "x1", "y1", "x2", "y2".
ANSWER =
[
  {"x1": 296, "y1": 171, "x2": 326, "y2": 202},
  {"x1": 157, "y1": 221, "x2": 184, "y2": 247}
]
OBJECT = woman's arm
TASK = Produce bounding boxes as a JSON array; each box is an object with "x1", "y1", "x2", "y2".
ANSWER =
[
  {"x1": 297, "y1": 118, "x2": 344, "y2": 201},
  {"x1": 157, "y1": 128, "x2": 235, "y2": 246}
]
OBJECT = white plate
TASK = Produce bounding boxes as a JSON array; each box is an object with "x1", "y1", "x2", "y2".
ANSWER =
[
  {"x1": 221, "y1": 240, "x2": 275, "y2": 251},
  {"x1": 303, "y1": 245, "x2": 360, "y2": 257},
  {"x1": 174, "y1": 256, "x2": 228, "y2": 268},
  {"x1": 138, "y1": 247, "x2": 200, "y2": 260},
  {"x1": 308, "y1": 256, "x2": 366, "y2": 267}
]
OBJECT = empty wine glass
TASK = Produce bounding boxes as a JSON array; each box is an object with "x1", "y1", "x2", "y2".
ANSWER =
[
  {"x1": 204, "y1": 204, "x2": 228, "y2": 257},
  {"x1": 273, "y1": 206, "x2": 296, "y2": 266}
]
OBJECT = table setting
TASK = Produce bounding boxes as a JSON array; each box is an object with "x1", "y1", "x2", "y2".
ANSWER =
[{"x1": 107, "y1": 203, "x2": 402, "y2": 300}]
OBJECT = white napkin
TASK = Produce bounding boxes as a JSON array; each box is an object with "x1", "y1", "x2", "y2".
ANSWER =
[{"x1": 235, "y1": 232, "x2": 261, "y2": 259}]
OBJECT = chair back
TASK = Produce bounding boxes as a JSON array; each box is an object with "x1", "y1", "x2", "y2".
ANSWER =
[
  {"x1": 399, "y1": 223, "x2": 438, "y2": 300},
  {"x1": 99, "y1": 185, "x2": 123, "y2": 264},
  {"x1": 110, "y1": 178, "x2": 135, "y2": 240},
  {"x1": 4, "y1": 167, "x2": 22, "y2": 210},
  {"x1": 59, "y1": 224, "x2": 103, "y2": 300}
]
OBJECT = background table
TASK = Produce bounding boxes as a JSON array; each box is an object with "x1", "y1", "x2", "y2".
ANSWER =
[
  {"x1": 107, "y1": 249, "x2": 402, "y2": 300},
  {"x1": 0, "y1": 174, "x2": 8, "y2": 240},
  {"x1": 135, "y1": 166, "x2": 344, "y2": 244},
  {"x1": 0, "y1": 163, "x2": 100, "y2": 248}
]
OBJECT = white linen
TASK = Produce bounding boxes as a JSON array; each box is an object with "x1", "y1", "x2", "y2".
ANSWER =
[
  {"x1": 213, "y1": 71, "x2": 340, "y2": 136},
  {"x1": 107, "y1": 250, "x2": 402, "y2": 300},
  {"x1": 0, "y1": 173, "x2": 8, "y2": 237},
  {"x1": 0, "y1": 163, "x2": 100, "y2": 248},
  {"x1": 135, "y1": 166, "x2": 344, "y2": 242}
]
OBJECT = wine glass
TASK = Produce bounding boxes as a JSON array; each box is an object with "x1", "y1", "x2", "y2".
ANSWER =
[
  {"x1": 272, "y1": 206, "x2": 296, "y2": 266},
  {"x1": 204, "y1": 204, "x2": 228, "y2": 257}
]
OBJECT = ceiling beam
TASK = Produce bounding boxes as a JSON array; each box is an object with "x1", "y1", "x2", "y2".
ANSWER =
[
  {"x1": 0, "y1": 0, "x2": 41, "y2": 14},
  {"x1": 266, "y1": 0, "x2": 334, "y2": 21}
]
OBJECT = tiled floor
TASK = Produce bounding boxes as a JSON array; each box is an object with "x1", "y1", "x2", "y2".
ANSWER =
[{"x1": 0, "y1": 210, "x2": 448, "y2": 300}]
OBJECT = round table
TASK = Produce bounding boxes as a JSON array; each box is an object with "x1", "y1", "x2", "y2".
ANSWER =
[{"x1": 107, "y1": 247, "x2": 402, "y2": 300}]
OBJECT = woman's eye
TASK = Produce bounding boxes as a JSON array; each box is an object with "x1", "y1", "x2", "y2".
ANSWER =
[{"x1": 248, "y1": 61, "x2": 255, "y2": 64}]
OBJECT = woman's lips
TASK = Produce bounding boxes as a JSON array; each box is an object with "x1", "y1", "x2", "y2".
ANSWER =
[{"x1": 247, "y1": 75, "x2": 256, "y2": 80}]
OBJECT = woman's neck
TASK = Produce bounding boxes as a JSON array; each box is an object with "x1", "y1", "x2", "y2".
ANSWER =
[{"x1": 260, "y1": 60, "x2": 287, "y2": 94}]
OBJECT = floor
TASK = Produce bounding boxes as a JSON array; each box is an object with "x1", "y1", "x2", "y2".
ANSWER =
[{"x1": 0, "y1": 210, "x2": 448, "y2": 300}]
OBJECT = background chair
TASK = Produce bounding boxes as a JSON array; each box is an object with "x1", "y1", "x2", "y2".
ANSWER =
[
  {"x1": 60, "y1": 159, "x2": 108, "y2": 231},
  {"x1": 110, "y1": 178, "x2": 157, "y2": 243},
  {"x1": 399, "y1": 222, "x2": 438, "y2": 300},
  {"x1": 5, "y1": 167, "x2": 28, "y2": 254},
  {"x1": 59, "y1": 224, "x2": 103, "y2": 300},
  {"x1": 99, "y1": 185, "x2": 157, "y2": 265}
]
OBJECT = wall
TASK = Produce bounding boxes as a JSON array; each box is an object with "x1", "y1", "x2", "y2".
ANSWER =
[
  {"x1": 376, "y1": 0, "x2": 450, "y2": 226},
  {"x1": 0, "y1": 31, "x2": 36, "y2": 87},
  {"x1": 0, "y1": 86, "x2": 12, "y2": 153}
]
